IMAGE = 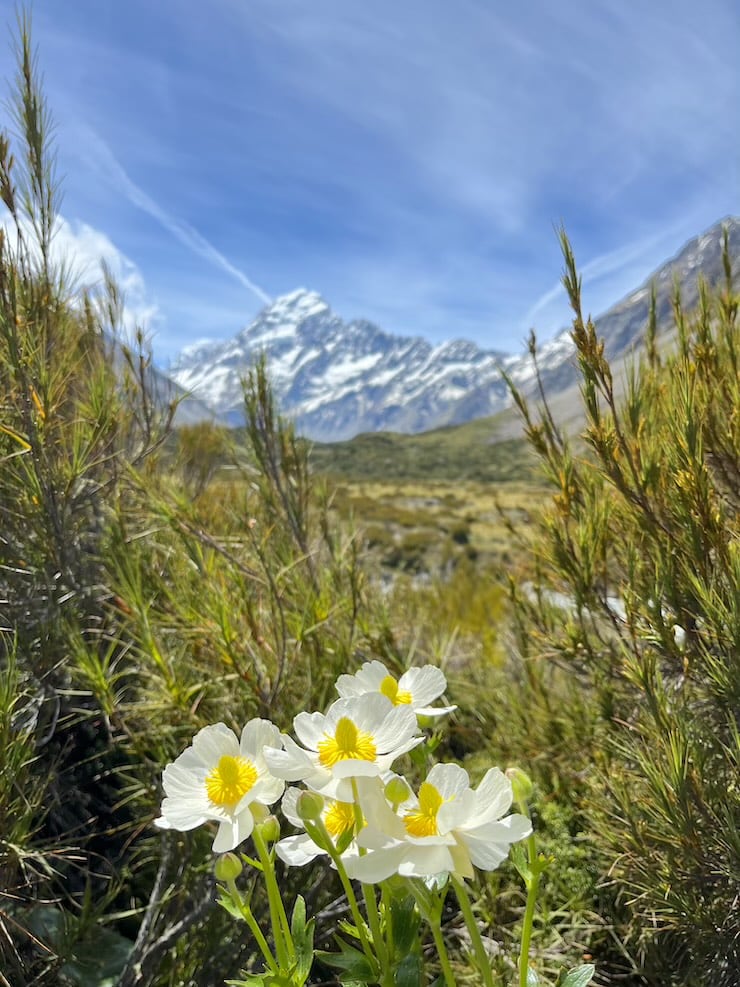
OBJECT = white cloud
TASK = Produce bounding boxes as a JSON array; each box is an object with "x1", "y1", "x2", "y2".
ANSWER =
[
  {"x1": 54, "y1": 217, "x2": 160, "y2": 327},
  {"x1": 1, "y1": 209, "x2": 160, "y2": 335}
]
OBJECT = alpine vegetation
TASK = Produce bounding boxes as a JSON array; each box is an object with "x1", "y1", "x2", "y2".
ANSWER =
[
  {"x1": 2, "y1": 12, "x2": 740, "y2": 987},
  {"x1": 155, "y1": 665, "x2": 592, "y2": 987}
]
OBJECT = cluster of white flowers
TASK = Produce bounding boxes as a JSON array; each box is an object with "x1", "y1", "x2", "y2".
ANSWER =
[{"x1": 155, "y1": 660, "x2": 531, "y2": 880}]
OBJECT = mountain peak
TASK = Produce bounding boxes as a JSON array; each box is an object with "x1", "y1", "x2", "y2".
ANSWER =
[
  {"x1": 169, "y1": 216, "x2": 740, "y2": 440},
  {"x1": 261, "y1": 288, "x2": 330, "y2": 323}
]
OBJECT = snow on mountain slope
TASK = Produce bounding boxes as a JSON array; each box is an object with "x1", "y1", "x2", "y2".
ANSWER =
[
  {"x1": 170, "y1": 288, "x2": 510, "y2": 440},
  {"x1": 169, "y1": 217, "x2": 740, "y2": 441}
]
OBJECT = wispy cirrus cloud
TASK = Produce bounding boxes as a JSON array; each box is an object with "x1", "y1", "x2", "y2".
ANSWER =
[
  {"x1": 521, "y1": 218, "x2": 701, "y2": 334},
  {"x1": 77, "y1": 126, "x2": 271, "y2": 306},
  {"x1": 1, "y1": 0, "x2": 736, "y2": 360}
]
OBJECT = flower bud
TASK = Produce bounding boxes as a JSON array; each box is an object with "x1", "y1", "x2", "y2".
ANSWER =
[
  {"x1": 506, "y1": 767, "x2": 534, "y2": 805},
  {"x1": 672, "y1": 623, "x2": 687, "y2": 649},
  {"x1": 384, "y1": 775, "x2": 412, "y2": 807},
  {"x1": 214, "y1": 852, "x2": 243, "y2": 882},
  {"x1": 257, "y1": 814, "x2": 281, "y2": 844},
  {"x1": 296, "y1": 789, "x2": 325, "y2": 822}
]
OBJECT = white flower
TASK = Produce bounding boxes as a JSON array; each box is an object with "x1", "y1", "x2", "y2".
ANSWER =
[
  {"x1": 155, "y1": 720, "x2": 285, "y2": 853},
  {"x1": 275, "y1": 786, "x2": 361, "y2": 867},
  {"x1": 335, "y1": 660, "x2": 456, "y2": 718},
  {"x1": 263, "y1": 694, "x2": 423, "y2": 801},
  {"x1": 344, "y1": 763, "x2": 531, "y2": 883}
]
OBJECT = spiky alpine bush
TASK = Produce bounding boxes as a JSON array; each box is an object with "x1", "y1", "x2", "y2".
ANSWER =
[{"x1": 505, "y1": 228, "x2": 740, "y2": 985}]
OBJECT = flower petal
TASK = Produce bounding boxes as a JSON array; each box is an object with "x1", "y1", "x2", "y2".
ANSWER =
[
  {"x1": 212, "y1": 818, "x2": 237, "y2": 853},
  {"x1": 332, "y1": 759, "x2": 382, "y2": 779},
  {"x1": 372, "y1": 705, "x2": 420, "y2": 752},
  {"x1": 264, "y1": 735, "x2": 317, "y2": 781},
  {"x1": 191, "y1": 723, "x2": 240, "y2": 762},
  {"x1": 437, "y1": 789, "x2": 476, "y2": 832},
  {"x1": 293, "y1": 710, "x2": 328, "y2": 750},
  {"x1": 470, "y1": 768, "x2": 514, "y2": 823},
  {"x1": 398, "y1": 666, "x2": 447, "y2": 706},
  {"x1": 463, "y1": 815, "x2": 532, "y2": 870},
  {"x1": 415, "y1": 704, "x2": 457, "y2": 717},
  {"x1": 398, "y1": 843, "x2": 456, "y2": 878},
  {"x1": 344, "y1": 844, "x2": 406, "y2": 883},
  {"x1": 276, "y1": 833, "x2": 323, "y2": 867},
  {"x1": 335, "y1": 660, "x2": 388, "y2": 698},
  {"x1": 279, "y1": 787, "x2": 303, "y2": 828},
  {"x1": 241, "y1": 718, "x2": 283, "y2": 756},
  {"x1": 155, "y1": 800, "x2": 209, "y2": 831},
  {"x1": 251, "y1": 773, "x2": 286, "y2": 807},
  {"x1": 336, "y1": 694, "x2": 394, "y2": 733},
  {"x1": 425, "y1": 763, "x2": 470, "y2": 801}
]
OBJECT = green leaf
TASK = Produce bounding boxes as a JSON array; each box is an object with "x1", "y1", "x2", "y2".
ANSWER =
[
  {"x1": 217, "y1": 887, "x2": 246, "y2": 921},
  {"x1": 558, "y1": 964, "x2": 596, "y2": 987},
  {"x1": 290, "y1": 897, "x2": 315, "y2": 986},
  {"x1": 393, "y1": 953, "x2": 423, "y2": 987},
  {"x1": 316, "y1": 943, "x2": 378, "y2": 982},
  {"x1": 510, "y1": 844, "x2": 532, "y2": 883},
  {"x1": 295, "y1": 923, "x2": 316, "y2": 984},
  {"x1": 389, "y1": 895, "x2": 421, "y2": 955},
  {"x1": 338, "y1": 919, "x2": 364, "y2": 941},
  {"x1": 290, "y1": 895, "x2": 306, "y2": 941}
]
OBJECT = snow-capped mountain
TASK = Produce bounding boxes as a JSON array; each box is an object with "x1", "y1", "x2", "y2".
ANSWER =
[
  {"x1": 169, "y1": 217, "x2": 739, "y2": 441},
  {"x1": 170, "y1": 289, "x2": 512, "y2": 440}
]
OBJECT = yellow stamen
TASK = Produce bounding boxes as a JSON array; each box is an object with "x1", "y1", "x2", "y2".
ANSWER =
[
  {"x1": 324, "y1": 800, "x2": 358, "y2": 838},
  {"x1": 404, "y1": 782, "x2": 444, "y2": 837},
  {"x1": 318, "y1": 717, "x2": 377, "y2": 767},
  {"x1": 205, "y1": 754, "x2": 258, "y2": 807},
  {"x1": 380, "y1": 674, "x2": 412, "y2": 706}
]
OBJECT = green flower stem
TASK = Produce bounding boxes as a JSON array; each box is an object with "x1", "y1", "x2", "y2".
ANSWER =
[
  {"x1": 226, "y1": 878, "x2": 278, "y2": 975},
  {"x1": 451, "y1": 876, "x2": 494, "y2": 987},
  {"x1": 429, "y1": 920, "x2": 457, "y2": 987},
  {"x1": 304, "y1": 818, "x2": 377, "y2": 972},
  {"x1": 408, "y1": 880, "x2": 455, "y2": 987},
  {"x1": 518, "y1": 831, "x2": 541, "y2": 987},
  {"x1": 350, "y1": 779, "x2": 391, "y2": 978},
  {"x1": 252, "y1": 824, "x2": 294, "y2": 969},
  {"x1": 361, "y1": 881, "x2": 389, "y2": 975}
]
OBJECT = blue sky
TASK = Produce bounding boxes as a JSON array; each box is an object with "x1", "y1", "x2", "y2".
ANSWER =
[{"x1": 0, "y1": 0, "x2": 737, "y2": 363}]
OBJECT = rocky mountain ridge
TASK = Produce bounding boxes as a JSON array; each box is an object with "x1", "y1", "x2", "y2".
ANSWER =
[{"x1": 169, "y1": 217, "x2": 739, "y2": 441}]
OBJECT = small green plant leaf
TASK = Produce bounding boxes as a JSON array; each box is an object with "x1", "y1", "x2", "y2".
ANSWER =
[
  {"x1": 510, "y1": 843, "x2": 532, "y2": 883},
  {"x1": 316, "y1": 943, "x2": 377, "y2": 982},
  {"x1": 290, "y1": 895, "x2": 306, "y2": 941},
  {"x1": 558, "y1": 964, "x2": 596, "y2": 987},
  {"x1": 290, "y1": 896, "x2": 315, "y2": 984},
  {"x1": 389, "y1": 894, "x2": 421, "y2": 955},
  {"x1": 393, "y1": 953, "x2": 423, "y2": 987}
]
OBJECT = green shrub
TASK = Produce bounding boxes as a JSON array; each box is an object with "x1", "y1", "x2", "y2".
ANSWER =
[{"x1": 504, "y1": 227, "x2": 740, "y2": 985}]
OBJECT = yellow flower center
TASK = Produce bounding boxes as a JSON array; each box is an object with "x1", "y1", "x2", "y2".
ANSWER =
[
  {"x1": 380, "y1": 675, "x2": 412, "y2": 706},
  {"x1": 318, "y1": 717, "x2": 377, "y2": 767},
  {"x1": 324, "y1": 800, "x2": 359, "y2": 838},
  {"x1": 205, "y1": 754, "x2": 258, "y2": 807},
  {"x1": 404, "y1": 782, "x2": 444, "y2": 837}
]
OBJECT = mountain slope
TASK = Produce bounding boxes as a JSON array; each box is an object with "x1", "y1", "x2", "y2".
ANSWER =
[
  {"x1": 170, "y1": 217, "x2": 739, "y2": 440},
  {"x1": 171, "y1": 289, "x2": 510, "y2": 440}
]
